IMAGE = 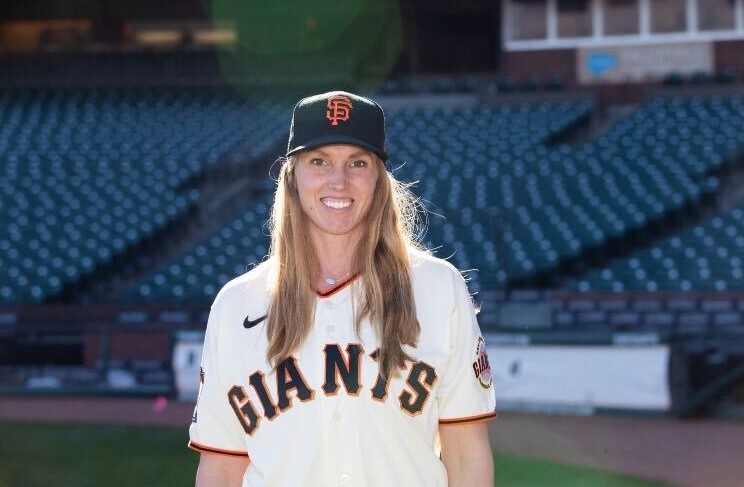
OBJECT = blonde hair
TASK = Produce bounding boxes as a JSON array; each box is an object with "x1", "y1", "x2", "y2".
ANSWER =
[{"x1": 266, "y1": 154, "x2": 423, "y2": 378}]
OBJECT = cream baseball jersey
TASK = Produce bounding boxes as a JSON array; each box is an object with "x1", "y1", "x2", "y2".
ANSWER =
[{"x1": 188, "y1": 249, "x2": 496, "y2": 487}]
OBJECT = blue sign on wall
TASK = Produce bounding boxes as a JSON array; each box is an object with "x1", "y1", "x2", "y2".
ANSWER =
[{"x1": 587, "y1": 52, "x2": 618, "y2": 75}]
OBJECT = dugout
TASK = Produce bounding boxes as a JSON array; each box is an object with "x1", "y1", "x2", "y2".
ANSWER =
[{"x1": 0, "y1": 305, "x2": 206, "y2": 396}]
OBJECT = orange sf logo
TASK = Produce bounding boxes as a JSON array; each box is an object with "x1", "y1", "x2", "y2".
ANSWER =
[{"x1": 326, "y1": 95, "x2": 353, "y2": 126}]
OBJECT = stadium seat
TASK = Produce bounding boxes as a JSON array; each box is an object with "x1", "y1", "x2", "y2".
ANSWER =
[
  {"x1": 0, "y1": 86, "x2": 289, "y2": 303},
  {"x1": 8, "y1": 89, "x2": 742, "y2": 303}
]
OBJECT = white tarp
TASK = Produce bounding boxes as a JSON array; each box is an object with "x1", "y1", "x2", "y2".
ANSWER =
[
  {"x1": 490, "y1": 344, "x2": 671, "y2": 412},
  {"x1": 172, "y1": 331, "x2": 204, "y2": 401}
]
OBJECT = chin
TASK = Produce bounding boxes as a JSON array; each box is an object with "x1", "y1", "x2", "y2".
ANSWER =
[{"x1": 318, "y1": 224, "x2": 362, "y2": 237}]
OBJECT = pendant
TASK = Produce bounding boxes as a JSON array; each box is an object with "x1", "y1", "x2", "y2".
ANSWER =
[{"x1": 324, "y1": 277, "x2": 337, "y2": 285}]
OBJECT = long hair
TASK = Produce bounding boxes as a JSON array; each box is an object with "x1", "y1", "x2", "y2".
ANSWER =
[{"x1": 266, "y1": 154, "x2": 423, "y2": 378}]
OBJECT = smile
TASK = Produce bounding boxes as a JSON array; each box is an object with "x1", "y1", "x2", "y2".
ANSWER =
[{"x1": 321, "y1": 197, "x2": 353, "y2": 209}]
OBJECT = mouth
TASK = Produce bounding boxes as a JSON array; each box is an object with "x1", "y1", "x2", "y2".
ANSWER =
[{"x1": 321, "y1": 197, "x2": 353, "y2": 210}]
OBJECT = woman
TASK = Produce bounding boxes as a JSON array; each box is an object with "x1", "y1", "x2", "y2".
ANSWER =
[{"x1": 189, "y1": 91, "x2": 496, "y2": 486}]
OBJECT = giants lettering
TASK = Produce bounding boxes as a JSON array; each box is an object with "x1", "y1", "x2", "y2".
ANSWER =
[
  {"x1": 228, "y1": 343, "x2": 438, "y2": 435},
  {"x1": 369, "y1": 348, "x2": 391, "y2": 401},
  {"x1": 248, "y1": 371, "x2": 277, "y2": 420},
  {"x1": 227, "y1": 355, "x2": 314, "y2": 436},
  {"x1": 399, "y1": 362, "x2": 438, "y2": 416},
  {"x1": 323, "y1": 343, "x2": 363, "y2": 395},
  {"x1": 228, "y1": 385, "x2": 260, "y2": 435},
  {"x1": 276, "y1": 356, "x2": 314, "y2": 411}
]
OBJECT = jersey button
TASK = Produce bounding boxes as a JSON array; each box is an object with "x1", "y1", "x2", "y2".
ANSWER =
[
  {"x1": 333, "y1": 411, "x2": 342, "y2": 422},
  {"x1": 326, "y1": 325, "x2": 335, "y2": 332},
  {"x1": 338, "y1": 473, "x2": 350, "y2": 484}
]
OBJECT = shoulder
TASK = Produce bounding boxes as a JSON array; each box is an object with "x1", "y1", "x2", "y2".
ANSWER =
[
  {"x1": 407, "y1": 247, "x2": 470, "y2": 307},
  {"x1": 408, "y1": 247, "x2": 465, "y2": 287},
  {"x1": 212, "y1": 258, "x2": 274, "y2": 309}
]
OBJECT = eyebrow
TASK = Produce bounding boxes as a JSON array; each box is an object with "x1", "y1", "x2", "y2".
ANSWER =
[{"x1": 310, "y1": 148, "x2": 371, "y2": 159}]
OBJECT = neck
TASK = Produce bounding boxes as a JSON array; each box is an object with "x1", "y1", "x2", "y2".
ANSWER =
[{"x1": 309, "y1": 230, "x2": 361, "y2": 278}]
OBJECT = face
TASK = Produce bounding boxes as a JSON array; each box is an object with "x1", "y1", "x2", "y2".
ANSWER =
[{"x1": 294, "y1": 144, "x2": 380, "y2": 242}]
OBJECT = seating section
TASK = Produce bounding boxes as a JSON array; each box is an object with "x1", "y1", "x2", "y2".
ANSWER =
[
  {"x1": 126, "y1": 99, "x2": 592, "y2": 301},
  {"x1": 128, "y1": 93, "x2": 744, "y2": 302},
  {"x1": 570, "y1": 207, "x2": 744, "y2": 292},
  {"x1": 566, "y1": 95, "x2": 744, "y2": 292},
  {"x1": 388, "y1": 95, "x2": 742, "y2": 289},
  {"x1": 387, "y1": 101, "x2": 593, "y2": 290},
  {"x1": 0, "y1": 87, "x2": 288, "y2": 303},
  {"x1": 127, "y1": 200, "x2": 272, "y2": 302},
  {"x1": 550, "y1": 293, "x2": 744, "y2": 338},
  {"x1": 4, "y1": 88, "x2": 744, "y2": 303}
]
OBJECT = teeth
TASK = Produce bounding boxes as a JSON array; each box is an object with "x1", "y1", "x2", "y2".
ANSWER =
[{"x1": 322, "y1": 198, "x2": 352, "y2": 209}]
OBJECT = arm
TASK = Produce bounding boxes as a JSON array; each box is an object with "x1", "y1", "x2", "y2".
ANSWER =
[
  {"x1": 439, "y1": 421, "x2": 494, "y2": 487},
  {"x1": 190, "y1": 300, "x2": 251, "y2": 485},
  {"x1": 195, "y1": 453, "x2": 250, "y2": 487}
]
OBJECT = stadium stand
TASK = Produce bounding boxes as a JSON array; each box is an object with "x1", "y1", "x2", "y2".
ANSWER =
[
  {"x1": 570, "y1": 206, "x2": 744, "y2": 292},
  {"x1": 127, "y1": 199, "x2": 272, "y2": 302},
  {"x1": 394, "y1": 94, "x2": 741, "y2": 286},
  {"x1": 124, "y1": 92, "x2": 744, "y2": 302},
  {"x1": 564, "y1": 95, "x2": 744, "y2": 292},
  {"x1": 549, "y1": 291, "x2": 744, "y2": 335},
  {"x1": 2, "y1": 86, "x2": 741, "y2": 307},
  {"x1": 387, "y1": 100, "x2": 592, "y2": 289},
  {"x1": 124, "y1": 98, "x2": 593, "y2": 301},
  {"x1": 0, "y1": 86, "x2": 288, "y2": 303}
]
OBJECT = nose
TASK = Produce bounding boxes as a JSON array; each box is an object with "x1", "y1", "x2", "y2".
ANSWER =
[{"x1": 328, "y1": 166, "x2": 348, "y2": 190}]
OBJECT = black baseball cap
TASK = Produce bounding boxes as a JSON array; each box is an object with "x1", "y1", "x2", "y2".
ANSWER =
[{"x1": 286, "y1": 91, "x2": 388, "y2": 162}]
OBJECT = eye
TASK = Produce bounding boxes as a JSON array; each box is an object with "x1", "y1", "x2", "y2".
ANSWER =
[
  {"x1": 309, "y1": 158, "x2": 326, "y2": 166},
  {"x1": 350, "y1": 159, "x2": 368, "y2": 168}
]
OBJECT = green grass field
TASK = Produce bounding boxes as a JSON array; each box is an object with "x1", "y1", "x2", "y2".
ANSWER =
[{"x1": 0, "y1": 422, "x2": 670, "y2": 487}]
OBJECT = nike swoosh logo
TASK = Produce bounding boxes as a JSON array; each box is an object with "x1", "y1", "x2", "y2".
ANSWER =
[{"x1": 244, "y1": 314, "x2": 266, "y2": 329}]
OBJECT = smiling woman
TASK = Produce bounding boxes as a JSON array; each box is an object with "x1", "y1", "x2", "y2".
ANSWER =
[
  {"x1": 189, "y1": 91, "x2": 496, "y2": 487},
  {"x1": 293, "y1": 144, "x2": 380, "y2": 249}
]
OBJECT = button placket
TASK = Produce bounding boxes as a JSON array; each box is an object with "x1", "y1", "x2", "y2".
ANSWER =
[{"x1": 319, "y1": 298, "x2": 337, "y2": 335}]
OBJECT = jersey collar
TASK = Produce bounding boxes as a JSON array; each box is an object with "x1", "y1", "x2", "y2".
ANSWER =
[{"x1": 316, "y1": 273, "x2": 360, "y2": 298}]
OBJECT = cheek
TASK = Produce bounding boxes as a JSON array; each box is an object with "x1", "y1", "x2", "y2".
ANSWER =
[
  {"x1": 295, "y1": 173, "x2": 317, "y2": 211},
  {"x1": 298, "y1": 195, "x2": 313, "y2": 213},
  {"x1": 299, "y1": 193, "x2": 316, "y2": 214},
  {"x1": 293, "y1": 192, "x2": 315, "y2": 218},
  {"x1": 357, "y1": 174, "x2": 379, "y2": 201}
]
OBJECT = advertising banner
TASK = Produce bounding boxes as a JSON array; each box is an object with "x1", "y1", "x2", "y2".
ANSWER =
[{"x1": 578, "y1": 42, "x2": 712, "y2": 84}]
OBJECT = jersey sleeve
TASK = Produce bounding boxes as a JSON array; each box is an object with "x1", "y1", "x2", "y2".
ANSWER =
[
  {"x1": 436, "y1": 271, "x2": 497, "y2": 425},
  {"x1": 188, "y1": 300, "x2": 249, "y2": 457}
]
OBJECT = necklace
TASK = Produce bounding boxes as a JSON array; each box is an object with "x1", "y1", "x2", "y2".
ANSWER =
[{"x1": 320, "y1": 271, "x2": 352, "y2": 286}]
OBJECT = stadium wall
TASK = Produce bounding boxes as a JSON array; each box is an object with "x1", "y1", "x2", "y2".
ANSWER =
[
  {"x1": 502, "y1": 48, "x2": 576, "y2": 88},
  {"x1": 0, "y1": 305, "x2": 207, "y2": 367},
  {"x1": 503, "y1": 39, "x2": 741, "y2": 92},
  {"x1": 715, "y1": 39, "x2": 744, "y2": 76}
]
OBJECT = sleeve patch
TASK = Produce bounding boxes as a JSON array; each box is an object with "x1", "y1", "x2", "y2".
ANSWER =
[
  {"x1": 472, "y1": 337, "x2": 492, "y2": 389},
  {"x1": 192, "y1": 367, "x2": 205, "y2": 424}
]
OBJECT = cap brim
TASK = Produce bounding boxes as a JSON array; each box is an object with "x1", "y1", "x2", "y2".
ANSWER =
[{"x1": 287, "y1": 135, "x2": 387, "y2": 162}]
